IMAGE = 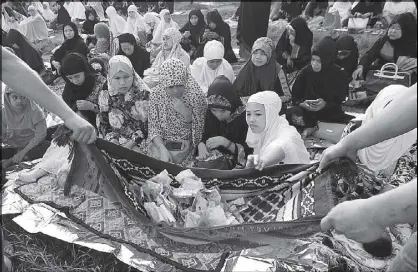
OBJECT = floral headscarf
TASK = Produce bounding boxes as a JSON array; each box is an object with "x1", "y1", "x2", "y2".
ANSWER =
[{"x1": 152, "y1": 27, "x2": 189, "y2": 69}]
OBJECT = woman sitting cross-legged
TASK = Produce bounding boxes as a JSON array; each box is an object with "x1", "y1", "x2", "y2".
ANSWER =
[
  {"x1": 1, "y1": 88, "x2": 50, "y2": 170},
  {"x1": 190, "y1": 40, "x2": 235, "y2": 94},
  {"x1": 234, "y1": 37, "x2": 291, "y2": 110},
  {"x1": 19, "y1": 53, "x2": 107, "y2": 183},
  {"x1": 18, "y1": 4, "x2": 48, "y2": 42},
  {"x1": 287, "y1": 36, "x2": 352, "y2": 138},
  {"x1": 97, "y1": 55, "x2": 151, "y2": 153},
  {"x1": 245, "y1": 91, "x2": 310, "y2": 171},
  {"x1": 117, "y1": 33, "x2": 151, "y2": 78},
  {"x1": 197, "y1": 75, "x2": 251, "y2": 170},
  {"x1": 147, "y1": 58, "x2": 207, "y2": 167}
]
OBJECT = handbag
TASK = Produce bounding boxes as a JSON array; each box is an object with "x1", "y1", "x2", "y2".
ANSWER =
[
  {"x1": 313, "y1": 122, "x2": 347, "y2": 144},
  {"x1": 363, "y1": 63, "x2": 413, "y2": 95},
  {"x1": 348, "y1": 17, "x2": 369, "y2": 34}
]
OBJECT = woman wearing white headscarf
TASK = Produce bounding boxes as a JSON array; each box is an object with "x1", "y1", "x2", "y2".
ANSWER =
[
  {"x1": 245, "y1": 91, "x2": 310, "y2": 170},
  {"x1": 190, "y1": 40, "x2": 234, "y2": 94},
  {"x1": 18, "y1": 5, "x2": 48, "y2": 42},
  {"x1": 357, "y1": 85, "x2": 417, "y2": 173},
  {"x1": 124, "y1": 4, "x2": 148, "y2": 45},
  {"x1": 144, "y1": 11, "x2": 160, "y2": 41},
  {"x1": 86, "y1": 1, "x2": 105, "y2": 21},
  {"x1": 105, "y1": 6, "x2": 126, "y2": 37},
  {"x1": 41, "y1": 3, "x2": 56, "y2": 22},
  {"x1": 64, "y1": 2, "x2": 75, "y2": 19},
  {"x1": 151, "y1": 9, "x2": 179, "y2": 44},
  {"x1": 72, "y1": 1, "x2": 86, "y2": 20}
]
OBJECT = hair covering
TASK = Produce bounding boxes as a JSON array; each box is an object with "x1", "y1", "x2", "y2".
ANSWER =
[
  {"x1": 117, "y1": 33, "x2": 151, "y2": 77},
  {"x1": 41, "y1": 2, "x2": 56, "y2": 21},
  {"x1": 358, "y1": 85, "x2": 417, "y2": 171},
  {"x1": 190, "y1": 40, "x2": 234, "y2": 94},
  {"x1": 90, "y1": 57, "x2": 106, "y2": 75},
  {"x1": 152, "y1": 27, "x2": 189, "y2": 69},
  {"x1": 2, "y1": 88, "x2": 45, "y2": 148},
  {"x1": 57, "y1": 1, "x2": 71, "y2": 25},
  {"x1": 387, "y1": 12, "x2": 417, "y2": 58},
  {"x1": 18, "y1": 4, "x2": 48, "y2": 42},
  {"x1": 335, "y1": 35, "x2": 359, "y2": 79},
  {"x1": 234, "y1": 37, "x2": 278, "y2": 97},
  {"x1": 289, "y1": 17, "x2": 313, "y2": 47},
  {"x1": 180, "y1": 9, "x2": 205, "y2": 38},
  {"x1": 83, "y1": 8, "x2": 99, "y2": 34},
  {"x1": 151, "y1": 9, "x2": 179, "y2": 44},
  {"x1": 86, "y1": 1, "x2": 105, "y2": 20},
  {"x1": 64, "y1": 2, "x2": 75, "y2": 18},
  {"x1": 312, "y1": 36, "x2": 337, "y2": 69},
  {"x1": 124, "y1": 4, "x2": 147, "y2": 39},
  {"x1": 72, "y1": 1, "x2": 86, "y2": 20},
  {"x1": 105, "y1": 6, "x2": 126, "y2": 37},
  {"x1": 28, "y1": 5, "x2": 36, "y2": 12},
  {"x1": 144, "y1": 12, "x2": 161, "y2": 34},
  {"x1": 246, "y1": 91, "x2": 310, "y2": 164},
  {"x1": 94, "y1": 22, "x2": 111, "y2": 54},
  {"x1": 206, "y1": 9, "x2": 224, "y2": 26},
  {"x1": 207, "y1": 75, "x2": 242, "y2": 112}
]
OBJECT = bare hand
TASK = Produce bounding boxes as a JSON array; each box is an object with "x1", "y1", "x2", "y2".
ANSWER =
[
  {"x1": 321, "y1": 199, "x2": 386, "y2": 243},
  {"x1": 352, "y1": 66, "x2": 364, "y2": 80},
  {"x1": 287, "y1": 58, "x2": 293, "y2": 68},
  {"x1": 318, "y1": 142, "x2": 357, "y2": 171},
  {"x1": 300, "y1": 101, "x2": 315, "y2": 111},
  {"x1": 63, "y1": 113, "x2": 97, "y2": 144},
  {"x1": 310, "y1": 98, "x2": 326, "y2": 112},
  {"x1": 206, "y1": 136, "x2": 228, "y2": 150},
  {"x1": 159, "y1": 145, "x2": 173, "y2": 163},
  {"x1": 197, "y1": 142, "x2": 210, "y2": 160},
  {"x1": 183, "y1": 31, "x2": 191, "y2": 38},
  {"x1": 246, "y1": 155, "x2": 265, "y2": 171},
  {"x1": 52, "y1": 60, "x2": 61, "y2": 71},
  {"x1": 76, "y1": 100, "x2": 94, "y2": 111},
  {"x1": 397, "y1": 57, "x2": 417, "y2": 71},
  {"x1": 12, "y1": 152, "x2": 25, "y2": 164}
]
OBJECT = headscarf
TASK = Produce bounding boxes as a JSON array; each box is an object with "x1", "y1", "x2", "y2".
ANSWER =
[
  {"x1": 387, "y1": 12, "x2": 417, "y2": 59},
  {"x1": 62, "y1": 22, "x2": 82, "y2": 49},
  {"x1": 5, "y1": 29, "x2": 45, "y2": 73},
  {"x1": 86, "y1": 1, "x2": 105, "y2": 20},
  {"x1": 64, "y1": 2, "x2": 75, "y2": 18},
  {"x1": 151, "y1": 9, "x2": 179, "y2": 44},
  {"x1": 60, "y1": 53, "x2": 96, "y2": 111},
  {"x1": 152, "y1": 27, "x2": 188, "y2": 69},
  {"x1": 83, "y1": 8, "x2": 99, "y2": 34},
  {"x1": 358, "y1": 85, "x2": 417, "y2": 171},
  {"x1": 107, "y1": 55, "x2": 151, "y2": 96},
  {"x1": 311, "y1": 36, "x2": 337, "y2": 70},
  {"x1": 117, "y1": 33, "x2": 151, "y2": 77},
  {"x1": 27, "y1": 5, "x2": 37, "y2": 15},
  {"x1": 234, "y1": 37, "x2": 278, "y2": 97},
  {"x1": 144, "y1": 12, "x2": 161, "y2": 34},
  {"x1": 41, "y1": 2, "x2": 56, "y2": 21},
  {"x1": 105, "y1": 6, "x2": 126, "y2": 37},
  {"x1": 180, "y1": 9, "x2": 205, "y2": 39},
  {"x1": 290, "y1": 17, "x2": 313, "y2": 47},
  {"x1": 124, "y1": 4, "x2": 147, "y2": 38},
  {"x1": 94, "y1": 22, "x2": 110, "y2": 54},
  {"x1": 207, "y1": 75, "x2": 242, "y2": 113},
  {"x1": 2, "y1": 87, "x2": 45, "y2": 147},
  {"x1": 90, "y1": 57, "x2": 106, "y2": 75},
  {"x1": 57, "y1": 2, "x2": 71, "y2": 25},
  {"x1": 190, "y1": 40, "x2": 234, "y2": 94},
  {"x1": 246, "y1": 91, "x2": 310, "y2": 164},
  {"x1": 335, "y1": 35, "x2": 359, "y2": 79},
  {"x1": 72, "y1": 1, "x2": 86, "y2": 20}
]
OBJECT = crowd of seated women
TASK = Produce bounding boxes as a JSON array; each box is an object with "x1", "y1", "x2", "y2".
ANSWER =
[{"x1": 2, "y1": 3, "x2": 417, "y2": 181}]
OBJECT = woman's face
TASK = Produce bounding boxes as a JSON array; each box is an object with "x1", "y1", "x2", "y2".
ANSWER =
[
  {"x1": 64, "y1": 25, "x2": 75, "y2": 39},
  {"x1": 251, "y1": 49, "x2": 268, "y2": 67},
  {"x1": 190, "y1": 14, "x2": 199, "y2": 26},
  {"x1": 337, "y1": 49, "x2": 352, "y2": 60},
  {"x1": 128, "y1": 11, "x2": 136, "y2": 19},
  {"x1": 164, "y1": 12, "x2": 171, "y2": 23},
  {"x1": 166, "y1": 85, "x2": 185, "y2": 98},
  {"x1": 206, "y1": 59, "x2": 222, "y2": 70},
  {"x1": 121, "y1": 42, "x2": 135, "y2": 56},
  {"x1": 246, "y1": 102, "x2": 266, "y2": 134},
  {"x1": 146, "y1": 21, "x2": 155, "y2": 29},
  {"x1": 88, "y1": 13, "x2": 95, "y2": 21},
  {"x1": 111, "y1": 71, "x2": 133, "y2": 93},
  {"x1": 388, "y1": 23, "x2": 402, "y2": 40},
  {"x1": 311, "y1": 55, "x2": 322, "y2": 72},
  {"x1": 162, "y1": 35, "x2": 174, "y2": 50},
  {"x1": 65, "y1": 71, "x2": 86, "y2": 86},
  {"x1": 8, "y1": 93, "x2": 28, "y2": 111},
  {"x1": 211, "y1": 108, "x2": 231, "y2": 121},
  {"x1": 208, "y1": 21, "x2": 216, "y2": 30}
]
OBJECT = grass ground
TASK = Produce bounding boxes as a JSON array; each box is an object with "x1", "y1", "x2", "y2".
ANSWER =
[{"x1": 3, "y1": 2, "x2": 376, "y2": 271}]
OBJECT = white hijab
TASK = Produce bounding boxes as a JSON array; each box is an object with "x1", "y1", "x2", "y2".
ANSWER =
[
  {"x1": 64, "y1": 2, "x2": 75, "y2": 18},
  {"x1": 151, "y1": 9, "x2": 179, "y2": 44},
  {"x1": 72, "y1": 1, "x2": 86, "y2": 20},
  {"x1": 246, "y1": 91, "x2": 310, "y2": 165},
  {"x1": 41, "y1": 3, "x2": 56, "y2": 21},
  {"x1": 86, "y1": 1, "x2": 105, "y2": 20},
  {"x1": 124, "y1": 5, "x2": 147, "y2": 38},
  {"x1": 144, "y1": 12, "x2": 160, "y2": 35},
  {"x1": 358, "y1": 85, "x2": 417, "y2": 171},
  {"x1": 105, "y1": 6, "x2": 126, "y2": 37},
  {"x1": 190, "y1": 40, "x2": 235, "y2": 94}
]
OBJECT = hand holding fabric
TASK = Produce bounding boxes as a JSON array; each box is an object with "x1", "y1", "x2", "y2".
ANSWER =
[
  {"x1": 318, "y1": 142, "x2": 357, "y2": 171},
  {"x1": 63, "y1": 113, "x2": 97, "y2": 144},
  {"x1": 206, "y1": 136, "x2": 228, "y2": 150},
  {"x1": 76, "y1": 100, "x2": 95, "y2": 111},
  {"x1": 310, "y1": 98, "x2": 326, "y2": 112},
  {"x1": 246, "y1": 155, "x2": 265, "y2": 171},
  {"x1": 197, "y1": 142, "x2": 210, "y2": 160},
  {"x1": 12, "y1": 152, "x2": 25, "y2": 164}
]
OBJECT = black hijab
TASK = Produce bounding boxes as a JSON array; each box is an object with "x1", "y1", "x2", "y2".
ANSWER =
[
  {"x1": 290, "y1": 17, "x2": 313, "y2": 48},
  {"x1": 117, "y1": 33, "x2": 151, "y2": 78},
  {"x1": 387, "y1": 12, "x2": 417, "y2": 59},
  {"x1": 4, "y1": 29, "x2": 45, "y2": 73},
  {"x1": 206, "y1": 9, "x2": 234, "y2": 52},
  {"x1": 62, "y1": 22, "x2": 84, "y2": 50},
  {"x1": 208, "y1": 75, "x2": 243, "y2": 113},
  {"x1": 351, "y1": 0, "x2": 382, "y2": 16},
  {"x1": 180, "y1": 9, "x2": 206, "y2": 45},
  {"x1": 57, "y1": 2, "x2": 71, "y2": 25},
  {"x1": 335, "y1": 35, "x2": 359, "y2": 79},
  {"x1": 82, "y1": 8, "x2": 100, "y2": 35}
]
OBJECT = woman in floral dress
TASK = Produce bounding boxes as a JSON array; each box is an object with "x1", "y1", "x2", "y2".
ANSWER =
[{"x1": 97, "y1": 55, "x2": 151, "y2": 153}]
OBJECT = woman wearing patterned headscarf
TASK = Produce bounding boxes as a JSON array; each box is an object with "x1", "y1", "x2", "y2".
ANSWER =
[
  {"x1": 234, "y1": 37, "x2": 290, "y2": 109},
  {"x1": 197, "y1": 75, "x2": 251, "y2": 169},
  {"x1": 151, "y1": 9, "x2": 179, "y2": 44},
  {"x1": 124, "y1": 4, "x2": 148, "y2": 46},
  {"x1": 179, "y1": 8, "x2": 206, "y2": 60},
  {"x1": 190, "y1": 40, "x2": 234, "y2": 94},
  {"x1": 18, "y1": 4, "x2": 48, "y2": 42},
  {"x1": 98, "y1": 55, "x2": 151, "y2": 153},
  {"x1": 147, "y1": 58, "x2": 207, "y2": 166}
]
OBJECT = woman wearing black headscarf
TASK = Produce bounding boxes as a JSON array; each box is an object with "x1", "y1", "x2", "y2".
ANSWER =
[
  {"x1": 50, "y1": 22, "x2": 89, "y2": 75},
  {"x1": 353, "y1": 12, "x2": 417, "y2": 82},
  {"x1": 349, "y1": 0, "x2": 383, "y2": 27},
  {"x1": 82, "y1": 8, "x2": 100, "y2": 35},
  {"x1": 60, "y1": 53, "x2": 107, "y2": 127},
  {"x1": 116, "y1": 33, "x2": 151, "y2": 78},
  {"x1": 196, "y1": 9, "x2": 238, "y2": 63},
  {"x1": 288, "y1": 36, "x2": 352, "y2": 138},
  {"x1": 56, "y1": 2, "x2": 71, "y2": 26},
  {"x1": 4, "y1": 29, "x2": 45, "y2": 74},
  {"x1": 179, "y1": 9, "x2": 206, "y2": 60},
  {"x1": 335, "y1": 35, "x2": 359, "y2": 81},
  {"x1": 197, "y1": 75, "x2": 251, "y2": 169},
  {"x1": 276, "y1": 16, "x2": 313, "y2": 73}
]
